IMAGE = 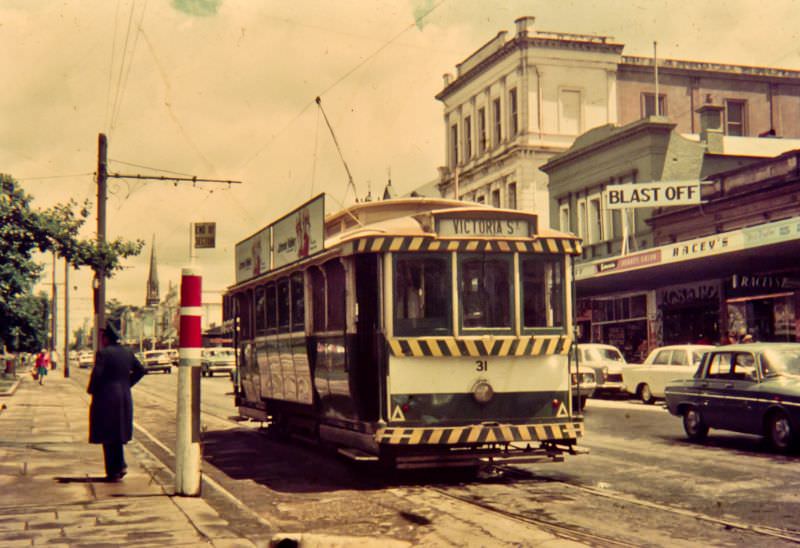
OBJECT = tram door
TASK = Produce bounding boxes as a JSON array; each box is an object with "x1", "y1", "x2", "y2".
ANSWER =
[{"x1": 353, "y1": 254, "x2": 382, "y2": 421}]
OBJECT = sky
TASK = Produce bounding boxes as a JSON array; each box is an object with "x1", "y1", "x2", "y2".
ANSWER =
[{"x1": 3, "y1": 0, "x2": 800, "y2": 340}]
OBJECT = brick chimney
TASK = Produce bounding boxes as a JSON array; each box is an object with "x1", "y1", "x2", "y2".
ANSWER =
[
  {"x1": 515, "y1": 16, "x2": 535, "y2": 37},
  {"x1": 697, "y1": 104, "x2": 725, "y2": 154}
]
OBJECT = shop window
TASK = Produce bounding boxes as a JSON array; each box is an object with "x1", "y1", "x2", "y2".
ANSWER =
[
  {"x1": 254, "y1": 286, "x2": 267, "y2": 335},
  {"x1": 395, "y1": 255, "x2": 450, "y2": 336},
  {"x1": 461, "y1": 255, "x2": 512, "y2": 330},
  {"x1": 725, "y1": 100, "x2": 746, "y2": 136},
  {"x1": 522, "y1": 257, "x2": 564, "y2": 329},
  {"x1": 291, "y1": 273, "x2": 304, "y2": 331}
]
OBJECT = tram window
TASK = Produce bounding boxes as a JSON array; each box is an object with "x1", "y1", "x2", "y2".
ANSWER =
[
  {"x1": 522, "y1": 257, "x2": 564, "y2": 328},
  {"x1": 277, "y1": 279, "x2": 290, "y2": 332},
  {"x1": 395, "y1": 255, "x2": 450, "y2": 336},
  {"x1": 310, "y1": 267, "x2": 326, "y2": 332},
  {"x1": 254, "y1": 286, "x2": 267, "y2": 335},
  {"x1": 266, "y1": 283, "x2": 277, "y2": 333},
  {"x1": 291, "y1": 273, "x2": 304, "y2": 331},
  {"x1": 238, "y1": 291, "x2": 253, "y2": 339},
  {"x1": 460, "y1": 255, "x2": 511, "y2": 330},
  {"x1": 326, "y1": 261, "x2": 346, "y2": 331}
]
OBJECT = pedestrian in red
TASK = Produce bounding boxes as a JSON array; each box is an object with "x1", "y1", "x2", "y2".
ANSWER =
[
  {"x1": 87, "y1": 324, "x2": 146, "y2": 482},
  {"x1": 35, "y1": 350, "x2": 49, "y2": 385}
]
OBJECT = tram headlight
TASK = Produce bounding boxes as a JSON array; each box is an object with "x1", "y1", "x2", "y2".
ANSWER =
[{"x1": 472, "y1": 380, "x2": 494, "y2": 404}]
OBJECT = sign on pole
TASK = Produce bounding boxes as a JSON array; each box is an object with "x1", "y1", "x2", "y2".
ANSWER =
[
  {"x1": 194, "y1": 222, "x2": 216, "y2": 249},
  {"x1": 605, "y1": 181, "x2": 703, "y2": 209}
]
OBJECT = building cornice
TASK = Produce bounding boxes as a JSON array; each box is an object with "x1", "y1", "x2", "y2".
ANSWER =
[{"x1": 621, "y1": 55, "x2": 800, "y2": 82}]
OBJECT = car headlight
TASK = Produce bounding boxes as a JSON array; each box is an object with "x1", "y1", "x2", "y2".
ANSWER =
[{"x1": 472, "y1": 380, "x2": 494, "y2": 404}]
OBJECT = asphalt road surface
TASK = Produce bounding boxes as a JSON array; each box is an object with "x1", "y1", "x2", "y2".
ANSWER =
[{"x1": 71, "y1": 367, "x2": 800, "y2": 546}]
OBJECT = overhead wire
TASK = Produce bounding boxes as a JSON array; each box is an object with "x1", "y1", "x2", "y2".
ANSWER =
[
  {"x1": 109, "y1": 0, "x2": 137, "y2": 132},
  {"x1": 111, "y1": 0, "x2": 149, "y2": 131},
  {"x1": 104, "y1": 0, "x2": 123, "y2": 131}
]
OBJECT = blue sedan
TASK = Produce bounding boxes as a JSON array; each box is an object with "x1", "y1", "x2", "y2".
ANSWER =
[{"x1": 665, "y1": 343, "x2": 800, "y2": 452}]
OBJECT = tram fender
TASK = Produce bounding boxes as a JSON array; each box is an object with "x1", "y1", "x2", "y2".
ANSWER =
[{"x1": 319, "y1": 424, "x2": 379, "y2": 455}]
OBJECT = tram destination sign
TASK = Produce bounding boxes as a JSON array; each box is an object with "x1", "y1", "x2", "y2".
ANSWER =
[
  {"x1": 436, "y1": 216, "x2": 532, "y2": 238},
  {"x1": 604, "y1": 181, "x2": 703, "y2": 209}
]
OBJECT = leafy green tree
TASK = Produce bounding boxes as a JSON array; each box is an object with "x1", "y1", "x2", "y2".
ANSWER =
[{"x1": 0, "y1": 174, "x2": 144, "y2": 351}]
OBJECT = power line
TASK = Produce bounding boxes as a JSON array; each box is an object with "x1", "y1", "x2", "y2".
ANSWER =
[
  {"x1": 109, "y1": 0, "x2": 137, "y2": 131},
  {"x1": 16, "y1": 173, "x2": 94, "y2": 181}
]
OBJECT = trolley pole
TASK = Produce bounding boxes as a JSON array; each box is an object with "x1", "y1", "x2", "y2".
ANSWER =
[{"x1": 176, "y1": 267, "x2": 202, "y2": 496}]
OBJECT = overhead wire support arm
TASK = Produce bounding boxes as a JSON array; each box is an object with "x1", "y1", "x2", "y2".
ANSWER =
[
  {"x1": 107, "y1": 173, "x2": 243, "y2": 186},
  {"x1": 315, "y1": 96, "x2": 358, "y2": 200}
]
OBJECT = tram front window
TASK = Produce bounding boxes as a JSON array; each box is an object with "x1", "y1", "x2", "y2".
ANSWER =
[
  {"x1": 522, "y1": 257, "x2": 564, "y2": 328},
  {"x1": 395, "y1": 256, "x2": 450, "y2": 336},
  {"x1": 460, "y1": 256, "x2": 511, "y2": 330}
]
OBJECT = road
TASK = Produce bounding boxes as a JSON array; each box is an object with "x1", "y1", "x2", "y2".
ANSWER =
[{"x1": 71, "y1": 367, "x2": 800, "y2": 546}]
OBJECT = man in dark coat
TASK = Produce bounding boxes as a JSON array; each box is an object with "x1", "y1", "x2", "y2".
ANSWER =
[{"x1": 87, "y1": 324, "x2": 146, "y2": 481}]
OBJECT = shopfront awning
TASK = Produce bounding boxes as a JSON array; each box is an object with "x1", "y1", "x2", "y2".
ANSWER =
[{"x1": 575, "y1": 217, "x2": 800, "y2": 296}]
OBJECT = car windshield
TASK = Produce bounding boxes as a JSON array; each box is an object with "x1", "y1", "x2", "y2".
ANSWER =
[
  {"x1": 586, "y1": 347, "x2": 624, "y2": 363},
  {"x1": 691, "y1": 351, "x2": 707, "y2": 366},
  {"x1": 761, "y1": 348, "x2": 800, "y2": 378}
]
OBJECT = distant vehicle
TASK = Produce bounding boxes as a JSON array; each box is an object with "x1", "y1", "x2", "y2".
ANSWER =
[
  {"x1": 577, "y1": 343, "x2": 632, "y2": 396},
  {"x1": 571, "y1": 363, "x2": 597, "y2": 411},
  {"x1": 665, "y1": 343, "x2": 800, "y2": 451},
  {"x1": 201, "y1": 348, "x2": 235, "y2": 377},
  {"x1": 623, "y1": 345, "x2": 714, "y2": 404},
  {"x1": 140, "y1": 350, "x2": 172, "y2": 374},
  {"x1": 78, "y1": 350, "x2": 94, "y2": 369},
  {"x1": 167, "y1": 349, "x2": 179, "y2": 366}
]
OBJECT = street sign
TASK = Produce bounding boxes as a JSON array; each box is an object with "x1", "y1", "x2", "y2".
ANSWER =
[
  {"x1": 605, "y1": 181, "x2": 703, "y2": 209},
  {"x1": 194, "y1": 222, "x2": 216, "y2": 249}
]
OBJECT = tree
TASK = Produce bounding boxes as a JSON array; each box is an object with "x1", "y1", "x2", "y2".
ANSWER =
[{"x1": 0, "y1": 174, "x2": 144, "y2": 351}]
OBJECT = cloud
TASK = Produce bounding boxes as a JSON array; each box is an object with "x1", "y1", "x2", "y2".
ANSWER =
[{"x1": 172, "y1": 0, "x2": 222, "y2": 17}]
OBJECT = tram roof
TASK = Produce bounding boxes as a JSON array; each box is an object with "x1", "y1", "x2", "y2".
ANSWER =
[{"x1": 324, "y1": 197, "x2": 578, "y2": 246}]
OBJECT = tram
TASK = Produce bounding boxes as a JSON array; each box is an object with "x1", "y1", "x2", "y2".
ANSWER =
[{"x1": 224, "y1": 194, "x2": 584, "y2": 468}]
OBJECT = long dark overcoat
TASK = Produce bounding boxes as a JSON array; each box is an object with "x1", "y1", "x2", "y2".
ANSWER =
[{"x1": 87, "y1": 344, "x2": 146, "y2": 444}]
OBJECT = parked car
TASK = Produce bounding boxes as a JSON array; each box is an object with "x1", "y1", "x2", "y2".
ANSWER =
[
  {"x1": 140, "y1": 350, "x2": 173, "y2": 374},
  {"x1": 665, "y1": 343, "x2": 800, "y2": 451},
  {"x1": 623, "y1": 344, "x2": 714, "y2": 404},
  {"x1": 571, "y1": 363, "x2": 597, "y2": 411},
  {"x1": 201, "y1": 348, "x2": 235, "y2": 377},
  {"x1": 167, "y1": 349, "x2": 179, "y2": 366},
  {"x1": 78, "y1": 350, "x2": 94, "y2": 369},
  {"x1": 577, "y1": 343, "x2": 632, "y2": 396}
]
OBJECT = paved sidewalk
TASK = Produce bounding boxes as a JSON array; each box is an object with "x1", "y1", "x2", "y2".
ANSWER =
[{"x1": 0, "y1": 372, "x2": 258, "y2": 547}]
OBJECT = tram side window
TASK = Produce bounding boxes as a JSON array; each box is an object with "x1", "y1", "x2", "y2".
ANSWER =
[
  {"x1": 237, "y1": 291, "x2": 253, "y2": 339},
  {"x1": 460, "y1": 255, "x2": 511, "y2": 329},
  {"x1": 522, "y1": 257, "x2": 564, "y2": 329},
  {"x1": 395, "y1": 255, "x2": 450, "y2": 336},
  {"x1": 266, "y1": 283, "x2": 277, "y2": 333},
  {"x1": 277, "y1": 279, "x2": 290, "y2": 333},
  {"x1": 291, "y1": 273, "x2": 304, "y2": 331},
  {"x1": 310, "y1": 267, "x2": 326, "y2": 332},
  {"x1": 326, "y1": 261, "x2": 346, "y2": 331},
  {"x1": 254, "y1": 286, "x2": 267, "y2": 335}
]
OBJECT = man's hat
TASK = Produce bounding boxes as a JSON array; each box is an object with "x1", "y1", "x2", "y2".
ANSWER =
[{"x1": 103, "y1": 318, "x2": 122, "y2": 342}]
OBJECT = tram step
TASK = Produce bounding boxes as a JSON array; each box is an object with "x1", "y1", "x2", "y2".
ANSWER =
[{"x1": 337, "y1": 447, "x2": 379, "y2": 462}]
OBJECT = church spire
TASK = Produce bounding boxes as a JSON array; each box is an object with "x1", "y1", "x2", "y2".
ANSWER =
[{"x1": 146, "y1": 234, "x2": 160, "y2": 306}]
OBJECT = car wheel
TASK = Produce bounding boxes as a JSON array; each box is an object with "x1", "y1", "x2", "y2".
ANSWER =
[
  {"x1": 682, "y1": 407, "x2": 708, "y2": 441},
  {"x1": 767, "y1": 411, "x2": 795, "y2": 452},
  {"x1": 639, "y1": 383, "x2": 655, "y2": 405}
]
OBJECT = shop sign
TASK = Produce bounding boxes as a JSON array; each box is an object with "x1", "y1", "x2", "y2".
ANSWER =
[
  {"x1": 727, "y1": 273, "x2": 800, "y2": 297},
  {"x1": 605, "y1": 181, "x2": 703, "y2": 209},
  {"x1": 743, "y1": 217, "x2": 800, "y2": 248},
  {"x1": 658, "y1": 281, "x2": 719, "y2": 307},
  {"x1": 595, "y1": 249, "x2": 661, "y2": 275},
  {"x1": 436, "y1": 217, "x2": 531, "y2": 238},
  {"x1": 663, "y1": 233, "x2": 741, "y2": 263}
]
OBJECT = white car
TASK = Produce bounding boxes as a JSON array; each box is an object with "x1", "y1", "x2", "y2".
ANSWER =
[
  {"x1": 577, "y1": 343, "x2": 632, "y2": 396},
  {"x1": 78, "y1": 350, "x2": 94, "y2": 369},
  {"x1": 140, "y1": 350, "x2": 173, "y2": 374},
  {"x1": 201, "y1": 348, "x2": 235, "y2": 377},
  {"x1": 623, "y1": 344, "x2": 714, "y2": 404}
]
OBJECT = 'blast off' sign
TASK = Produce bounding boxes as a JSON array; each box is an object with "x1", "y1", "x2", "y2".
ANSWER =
[{"x1": 605, "y1": 181, "x2": 703, "y2": 209}]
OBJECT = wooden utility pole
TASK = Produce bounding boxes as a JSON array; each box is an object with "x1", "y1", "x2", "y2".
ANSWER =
[{"x1": 64, "y1": 257, "x2": 70, "y2": 378}]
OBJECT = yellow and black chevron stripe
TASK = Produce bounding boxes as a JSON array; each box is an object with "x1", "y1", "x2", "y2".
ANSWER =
[
  {"x1": 376, "y1": 421, "x2": 584, "y2": 445},
  {"x1": 388, "y1": 334, "x2": 572, "y2": 357},
  {"x1": 354, "y1": 236, "x2": 582, "y2": 255}
]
